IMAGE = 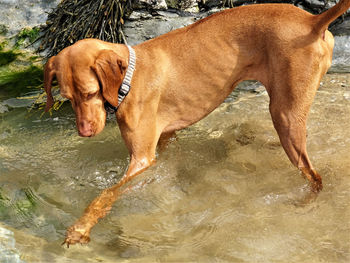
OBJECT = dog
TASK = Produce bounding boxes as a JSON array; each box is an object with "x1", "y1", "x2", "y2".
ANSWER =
[{"x1": 44, "y1": 0, "x2": 350, "y2": 246}]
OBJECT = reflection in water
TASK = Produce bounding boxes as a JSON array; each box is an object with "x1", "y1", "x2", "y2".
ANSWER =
[{"x1": 0, "y1": 74, "x2": 350, "y2": 262}]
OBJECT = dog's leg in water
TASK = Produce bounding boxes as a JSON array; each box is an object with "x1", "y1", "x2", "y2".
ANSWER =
[
  {"x1": 63, "y1": 125, "x2": 160, "y2": 246},
  {"x1": 267, "y1": 70, "x2": 323, "y2": 193},
  {"x1": 62, "y1": 156, "x2": 154, "y2": 246}
]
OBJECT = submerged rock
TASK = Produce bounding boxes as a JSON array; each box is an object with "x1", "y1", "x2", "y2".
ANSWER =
[
  {"x1": 0, "y1": 102, "x2": 9, "y2": 113},
  {"x1": 0, "y1": 226, "x2": 24, "y2": 263},
  {"x1": 2, "y1": 98, "x2": 33, "y2": 108}
]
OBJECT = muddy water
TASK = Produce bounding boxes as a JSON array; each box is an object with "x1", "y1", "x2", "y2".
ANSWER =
[{"x1": 0, "y1": 74, "x2": 350, "y2": 262}]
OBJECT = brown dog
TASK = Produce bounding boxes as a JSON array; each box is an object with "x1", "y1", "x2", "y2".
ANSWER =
[{"x1": 44, "y1": 1, "x2": 350, "y2": 246}]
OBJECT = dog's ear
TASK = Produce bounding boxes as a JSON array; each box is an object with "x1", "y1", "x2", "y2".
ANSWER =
[
  {"x1": 91, "y1": 50, "x2": 127, "y2": 107},
  {"x1": 44, "y1": 56, "x2": 56, "y2": 112}
]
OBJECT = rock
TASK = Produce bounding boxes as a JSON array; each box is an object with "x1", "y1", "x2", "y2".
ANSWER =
[
  {"x1": 134, "y1": 0, "x2": 168, "y2": 10},
  {"x1": 157, "y1": 10, "x2": 180, "y2": 17},
  {"x1": 0, "y1": 103, "x2": 9, "y2": 113},
  {"x1": 124, "y1": 11, "x2": 196, "y2": 45},
  {"x1": 166, "y1": 0, "x2": 180, "y2": 9},
  {"x1": 179, "y1": 0, "x2": 199, "y2": 12},
  {"x1": 331, "y1": 18, "x2": 350, "y2": 36},
  {"x1": 0, "y1": 226, "x2": 24, "y2": 263},
  {"x1": 128, "y1": 10, "x2": 154, "y2": 21},
  {"x1": 166, "y1": 0, "x2": 199, "y2": 12},
  {"x1": 199, "y1": 0, "x2": 223, "y2": 9},
  {"x1": 305, "y1": 0, "x2": 326, "y2": 9},
  {"x1": 3, "y1": 98, "x2": 33, "y2": 108},
  {"x1": 0, "y1": 24, "x2": 8, "y2": 35},
  {"x1": 0, "y1": 0, "x2": 60, "y2": 35}
]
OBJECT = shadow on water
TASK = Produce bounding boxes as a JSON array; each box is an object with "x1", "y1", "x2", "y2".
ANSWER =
[{"x1": 0, "y1": 74, "x2": 350, "y2": 262}]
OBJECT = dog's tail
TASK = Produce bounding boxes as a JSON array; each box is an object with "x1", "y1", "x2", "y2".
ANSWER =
[{"x1": 314, "y1": 0, "x2": 350, "y2": 33}]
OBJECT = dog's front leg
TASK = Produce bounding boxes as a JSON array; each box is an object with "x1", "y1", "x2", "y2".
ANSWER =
[
  {"x1": 63, "y1": 123, "x2": 160, "y2": 247},
  {"x1": 62, "y1": 156, "x2": 155, "y2": 247}
]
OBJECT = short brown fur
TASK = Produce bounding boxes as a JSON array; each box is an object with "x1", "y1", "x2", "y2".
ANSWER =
[{"x1": 44, "y1": 1, "x2": 350, "y2": 246}]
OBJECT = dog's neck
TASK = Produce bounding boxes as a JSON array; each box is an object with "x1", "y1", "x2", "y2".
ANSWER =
[{"x1": 105, "y1": 45, "x2": 136, "y2": 114}]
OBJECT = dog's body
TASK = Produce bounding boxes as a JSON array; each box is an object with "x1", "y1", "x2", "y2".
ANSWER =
[{"x1": 44, "y1": 1, "x2": 350, "y2": 246}]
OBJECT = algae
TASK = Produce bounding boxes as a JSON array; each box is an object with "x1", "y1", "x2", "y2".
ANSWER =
[
  {"x1": 0, "y1": 50, "x2": 19, "y2": 66},
  {"x1": 0, "y1": 40, "x2": 19, "y2": 66},
  {"x1": 0, "y1": 65, "x2": 43, "y2": 97},
  {"x1": 0, "y1": 30, "x2": 44, "y2": 99},
  {"x1": 0, "y1": 187, "x2": 37, "y2": 220},
  {"x1": 14, "y1": 27, "x2": 40, "y2": 49}
]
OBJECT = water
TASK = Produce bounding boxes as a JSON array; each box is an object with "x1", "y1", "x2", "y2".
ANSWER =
[{"x1": 0, "y1": 74, "x2": 349, "y2": 262}]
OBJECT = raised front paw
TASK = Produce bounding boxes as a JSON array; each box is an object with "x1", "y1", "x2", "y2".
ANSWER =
[{"x1": 62, "y1": 225, "x2": 91, "y2": 248}]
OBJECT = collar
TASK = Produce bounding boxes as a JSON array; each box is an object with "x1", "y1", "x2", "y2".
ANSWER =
[{"x1": 104, "y1": 45, "x2": 136, "y2": 114}]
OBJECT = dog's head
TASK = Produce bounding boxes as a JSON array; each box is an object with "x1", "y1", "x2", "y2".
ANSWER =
[{"x1": 44, "y1": 41, "x2": 127, "y2": 137}]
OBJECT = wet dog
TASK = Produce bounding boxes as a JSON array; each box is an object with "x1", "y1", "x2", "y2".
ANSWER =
[{"x1": 44, "y1": 0, "x2": 350, "y2": 246}]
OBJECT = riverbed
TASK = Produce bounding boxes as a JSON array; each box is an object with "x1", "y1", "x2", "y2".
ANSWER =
[{"x1": 0, "y1": 72, "x2": 349, "y2": 262}]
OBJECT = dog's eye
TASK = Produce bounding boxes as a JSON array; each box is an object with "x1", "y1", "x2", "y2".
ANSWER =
[{"x1": 87, "y1": 92, "x2": 98, "y2": 100}]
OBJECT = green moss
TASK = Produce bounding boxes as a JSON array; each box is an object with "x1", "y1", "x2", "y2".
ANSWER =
[
  {"x1": 0, "y1": 40, "x2": 21, "y2": 66},
  {"x1": 16, "y1": 188, "x2": 37, "y2": 215},
  {"x1": 0, "y1": 40, "x2": 8, "y2": 51},
  {"x1": 0, "y1": 28, "x2": 47, "y2": 105},
  {"x1": 29, "y1": 55, "x2": 41, "y2": 62},
  {"x1": 0, "y1": 65, "x2": 43, "y2": 97},
  {"x1": 0, "y1": 187, "x2": 37, "y2": 220},
  {"x1": 0, "y1": 188, "x2": 10, "y2": 217},
  {"x1": 0, "y1": 50, "x2": 19, "y2": 66},
  {"x1": 15, "y1": 27, "x2": 40, "y2": 48}
]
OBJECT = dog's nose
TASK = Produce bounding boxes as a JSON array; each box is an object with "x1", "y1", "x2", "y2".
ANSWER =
[{"x1": 78, "y1": 120, "x2": 93, "y2": 137}]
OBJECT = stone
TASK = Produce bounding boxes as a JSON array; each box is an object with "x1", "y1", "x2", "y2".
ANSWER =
[
  {"x1": 124, "y1": 12, "x2": 196, "y2": 45},
  {"x1": 0, "y1": 226, "x2": 24, "y2": 263},
  {"x1": 200, "y1": 0, "x2": 223, "y2": 9},
  {"x1": 3, "y1": 98, "x2": 33, "y2": 108},
  {"x1": 135, "y1": 0, "x2": 168, "y2": 10},
  {"x1": 331, "y1": 19, "x2": 350, "y2": 36},
  {"x1": 128, "y1": 11, "x2": 154, "y2": 21},
  {"x1": 0, "y1": 24, "x2": 8, "y2": 35},
  {"x1": 0, "y1": 103, "x2": 9, "y2": 113},
  {"x1": 0, "y1": 0, "x2": 60, "y2": 35}
]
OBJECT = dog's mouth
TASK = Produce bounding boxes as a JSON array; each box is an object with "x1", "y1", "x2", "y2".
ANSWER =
[
  {"x1": 75, "y1": 103, "x2": 107, "y2": 138},
  {"x1": 78, "y1": 128, "x2": 95, "y2": 138},
  {"x1": 77, "y1": 119, "x2": 100, "y2": 138}
]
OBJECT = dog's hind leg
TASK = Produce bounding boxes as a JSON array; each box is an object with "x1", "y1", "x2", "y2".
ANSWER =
[{"x1": 266, "y1": 67, "x2": 324, "y2": 193}]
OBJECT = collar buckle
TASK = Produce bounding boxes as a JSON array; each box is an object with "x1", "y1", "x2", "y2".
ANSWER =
[{"x1": 104, "y1": 101, "x2": 118, "y2": 114}]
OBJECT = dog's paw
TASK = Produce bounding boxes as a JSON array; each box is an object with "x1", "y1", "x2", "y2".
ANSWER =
[
  {"x1": 62, "y1": 225, "x2": 91, "y2": 248},
  {"x1": 311, "y1": 180, "x2": 323, "y2": 193},
  {"x1": 309, "y1": 169, "x2": 323, "y2": 193},
  {"x1": 300, "y1": 167, "x2": 323, "y2": 193}
]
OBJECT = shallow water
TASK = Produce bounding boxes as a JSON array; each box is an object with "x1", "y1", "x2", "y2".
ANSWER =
[{"x1": 0, "y1": 74, "x2": 350, "y2": 262}]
